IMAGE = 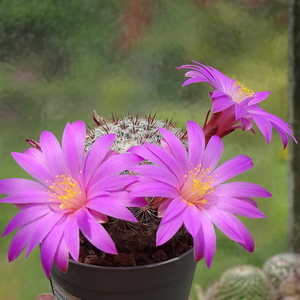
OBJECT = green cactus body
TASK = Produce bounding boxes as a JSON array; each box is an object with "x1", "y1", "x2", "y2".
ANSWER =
[
  {"x1": 263, "y1": 253, "x2": 300, "y2": 286},
  {"x1": 263, "y1": 253, "x2": 300, "y2": 300},
  {"x1": 205, "y1": 265, "x2": 274, "y2": 300}
]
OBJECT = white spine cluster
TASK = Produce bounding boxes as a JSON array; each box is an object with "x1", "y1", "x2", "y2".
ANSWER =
[{"x1": 86, "y1": 111, "x2": 187, "y2": 153}]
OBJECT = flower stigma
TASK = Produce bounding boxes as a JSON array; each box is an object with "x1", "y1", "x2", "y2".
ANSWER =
[
  {"x1": 181, "y1": 165, "x2": 215, "y2": 207},
  {"x1": 48, "y1": 174, "x2": 86, "y2": 210}
]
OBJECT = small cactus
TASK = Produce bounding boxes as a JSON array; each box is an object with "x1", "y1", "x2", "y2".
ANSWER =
[
  {"x1": 204, "y1": 265, "x2": 274, "y2": 300},
  {"x1": 81, "y1": 112, "x2": 191, "y2": 264},
  {"x1": 278, "y1": 273, "x2": 300, "y2": 300},
  {"x1": 86, "y1": 111, "x2": 187, "y2": 153},
  {"x1": 263, "y1": 253, "x2": 300, "y2": 300}
]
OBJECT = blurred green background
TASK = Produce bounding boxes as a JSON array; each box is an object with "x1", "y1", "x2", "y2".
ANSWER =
[{"x1": 0, "y1": 0, "x2": 291, "y2": 299}]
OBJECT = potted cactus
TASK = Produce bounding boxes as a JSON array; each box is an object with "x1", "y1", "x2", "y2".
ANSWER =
[{"x1": 0, "y1": 62, "x2": 296, "y2": 300}]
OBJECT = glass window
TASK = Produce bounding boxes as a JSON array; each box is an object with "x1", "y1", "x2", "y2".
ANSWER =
[{"x1": 0, "y1": 1, "x2": 291, "y2": 299}]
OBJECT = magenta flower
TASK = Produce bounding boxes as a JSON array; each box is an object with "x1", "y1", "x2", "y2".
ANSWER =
[
  {"x1": 0, "y1": 121, "x2": 145, "y2": 277},
  {"x1": 129, "y1": 121, "x2": 271, "y2": 267},
  {"x1": 178, "y1": 61, "x2": 296, "y2": 147}
]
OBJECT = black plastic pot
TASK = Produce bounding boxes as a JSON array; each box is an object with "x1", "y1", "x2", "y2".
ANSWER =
[{"x1": 50, "y1": 248, "x2": 197, "y2": 300}]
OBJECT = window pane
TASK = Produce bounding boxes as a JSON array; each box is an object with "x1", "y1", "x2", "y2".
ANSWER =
[{"x1": 0, "y1": 1, "x2": 289, "y2": 299}]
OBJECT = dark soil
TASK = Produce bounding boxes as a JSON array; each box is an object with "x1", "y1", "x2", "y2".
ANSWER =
[{"x1": 77, "y1": 231, "x2": 193, "y2": 267}]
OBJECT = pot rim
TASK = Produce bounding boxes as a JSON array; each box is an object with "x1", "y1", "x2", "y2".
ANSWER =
[{"x1": 67, "y1": 247, "x2": 194, "y2": 271}]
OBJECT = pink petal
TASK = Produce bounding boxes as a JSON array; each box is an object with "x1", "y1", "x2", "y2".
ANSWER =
[
  {"x1": 215, "y1": 196, "x2": 266, "y2": 218},
  {"x1": 186, "y1": 121, "x2": 205, "y2": 168},
  {"x1": 0, "y1": 191, "x2": 50, "y2": 204},
  {"x1": 198, "y1": 210, "x2": 216, "y2": 267},
  {"x1": 130, "y1": 177, "x2": 178, "y2": 198},
  {"x1": 193, "y1": 231, "x2": 204, "y2": 262},
  {"x1": 11, "y1": 152, "x2": 54, "y2": 185},
  {"x1": 83, "y1": 134, "x2": 115, "y2": 185},
  {"x1": 91, "y1": 153, "x2": 143, "y2": 182},
  {"x1": 156, "y1": 218, "x2": 183, "y2": 246},
  {"x1": 62, "y1": 121, "x2": 86, "y2": 178},
  {"x1": 234, "y1": 103, "x2": 248, "y2": 119},
  {"x1": 2, "y1": 205, "x2": 50, "y2": 236},
  {"x1": 54, "y1": 236, "x2": 69, "y2": 273},
  {"x1": 130, "y1": 144, "x2": 184, "y2": 186},
  {"x1": 129, "y1": 165, "x2": 178, "y2": 187},
  {"x1": 76, "y1": 209, "x2": 117, "y2": 255},
  {"x1": 205, "y1": 207, "x2": 245, "y2": 244},
  {"x1": 240, "y1": 117, "x2": 253, "y2": 131},
  {"x1": 23, "y1": 147, "x2": 45, "y2": 163},
  {"x1": 39, "y1": 131, "x2": 65, "y2": 175},
  {"x1": 7, "y1": 224, "x2": 32, "y2": 261},
  {"x1": 40, "y1": 222, "x2": 65, "y2": 278},
  {"x1": 214, "y1": 182, "x2": 272, "y2": 198},
  {"x1": 158, "y1": 127, "x2": 188, "y2": 172},
  {"x1": 211, "y1": 90, "x2": 234, "y2": 113},
  {"x1": 182, "y1": 204, "x2": 202, "y2": 238},
  {"x1": 250, "y1": 114, "x2": 273, "y2": 144},
  {"x1": 0, "y1": 178, "x2": 47, "y2": 194},
  {"x1": 91, "y1": 175, "x2": 138, "y2": 193},
  {"x1": 26, "y1": 212, "x2": 64, "y2": 258},
  {"x1": 212, "y1": 155, "x2": 253, "y2": 185},
  {"x1": 86, "y1": 196, "x2": 137, "y2": 222},
  {"x1": 160, "y1": 196, "x2": 187, "y2": 222},
  {"x1": 219, "y1": 211, "x2": 255, "y2": 252},
  {"x1": 250, "y1": 91, "x2": 271, "y2": 104},
  {"x1": 157, "y1": 198, "x2": 173, "y2": 217},
  {"x1": 70, "y1": 121, "x2": 87, "y2": 155},
  {"x1": 202, "y1": 135, "x2": 223, "y2": 170}
]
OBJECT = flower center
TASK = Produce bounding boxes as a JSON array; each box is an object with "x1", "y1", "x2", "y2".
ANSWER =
[
  {"x1": 48, "y1": 174, "x2": 86, "y2": 210},
  {"x1": 231, "y1": 80, "x2": 254, "y2": 103},
  {"x1": 181, "y1": 165, "x2": 215, "y2": 207}
]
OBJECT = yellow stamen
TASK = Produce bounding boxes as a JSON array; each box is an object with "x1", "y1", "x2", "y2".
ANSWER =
[
  {"x1": 235, "y1": 80, "x2": 254, "y2": 97},
  {"x1": 230, "y1": 79, "x2": 254, "y2": 103},
  {"x1": 48, "y1": 174, "x2": 85, "y2": 210},
  {"x1": 181, "y1": 165, "x2": 215, "y2": 207}
]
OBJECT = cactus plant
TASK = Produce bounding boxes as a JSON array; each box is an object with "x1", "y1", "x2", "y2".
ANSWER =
[
  {"x1": 204, "y1": 265, "x2": 274, "y2": 300},
  {"x1": 263, "y1": 253, "x2": 300, "y2": 287},
  {"x1": 263, "y1": 253, "x2": 300, "y2": 300},
  {"x1": 79, "y1": 111, "x2": 192, "y2": 265}
]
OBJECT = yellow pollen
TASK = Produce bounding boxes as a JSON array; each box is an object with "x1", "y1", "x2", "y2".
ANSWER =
[
  {"x1": 181, "y1": 165, "x2": 215, "y2": 207},
  {"x1": 235, "y1": 80, "x2": 254, "y2": 97},
  {"x1": 48, "y1": 174, "x2": 85, "y2": 210}
]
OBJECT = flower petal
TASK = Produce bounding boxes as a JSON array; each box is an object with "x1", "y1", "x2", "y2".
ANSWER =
[
  {"x1": 202, "y1": 135, "x2": 223, "y2": 170},
  {"x1": 2, "y1": 205, "x2": 50, "y2": 236},
  {"x1": 76, "y1": 208, "x2": 117, "y2": 255},
  {"x1": 62, "y1": 121, "x2": 86, "y2": 177},
  {"x1": 198, "y1": 210, "x2": 216, "y2": 267},
  {"x1": 130, "y1": 177, "x2": 178, "y2": 198},
  {"x1": 82, "y1": 134, "x2": 115, "y2": 186},
  {"x1": 214, "y1": 182, "x2": 272, "y2": 198},
  {"x1": 0, "y1": 191, "x2": 50, "y2": 204},
  {"x1": 11, "y1": 152, "x2": 54, "y2": 185},
  {"x1": 186, "y1": 121, "x2": 205, "y2": 168},
  {"x1": 40, "y1": 131, "x2": 65, "y2": 175},
  {"x1": 0, "y1": 178, "x2": 47, "y2": 194},
  {"x1": 158, "y1": 127, "x2": 188, "y2": 172},
  {"x1": 87, "y1": 196, "x2": 137, "y2": 222},
  {"x1": 40, "y1": 221, "x2": 65, "y2": 277},
  {"x1": 211, "y1": 155, "x2": 253, "y2": 185},
  {"x1": 215, "y1": 196, "x2": 266, "y2": 218}
]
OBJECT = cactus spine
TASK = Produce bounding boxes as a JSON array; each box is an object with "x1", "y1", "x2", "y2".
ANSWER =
[
  {"x1": 204, "y1": 265, "x2": 274, "y2": 300},
  {"x1": 83, "y1": 112, "x2": 190, "y2": 261},
  {"x1": 263, "y1": 253, "x2": 300, "y2": 300}
]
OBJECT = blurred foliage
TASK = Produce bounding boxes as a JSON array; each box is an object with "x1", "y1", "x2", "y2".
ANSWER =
[{"x1": 0, "y1": 0, "x2": 291, "y2": 300}]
